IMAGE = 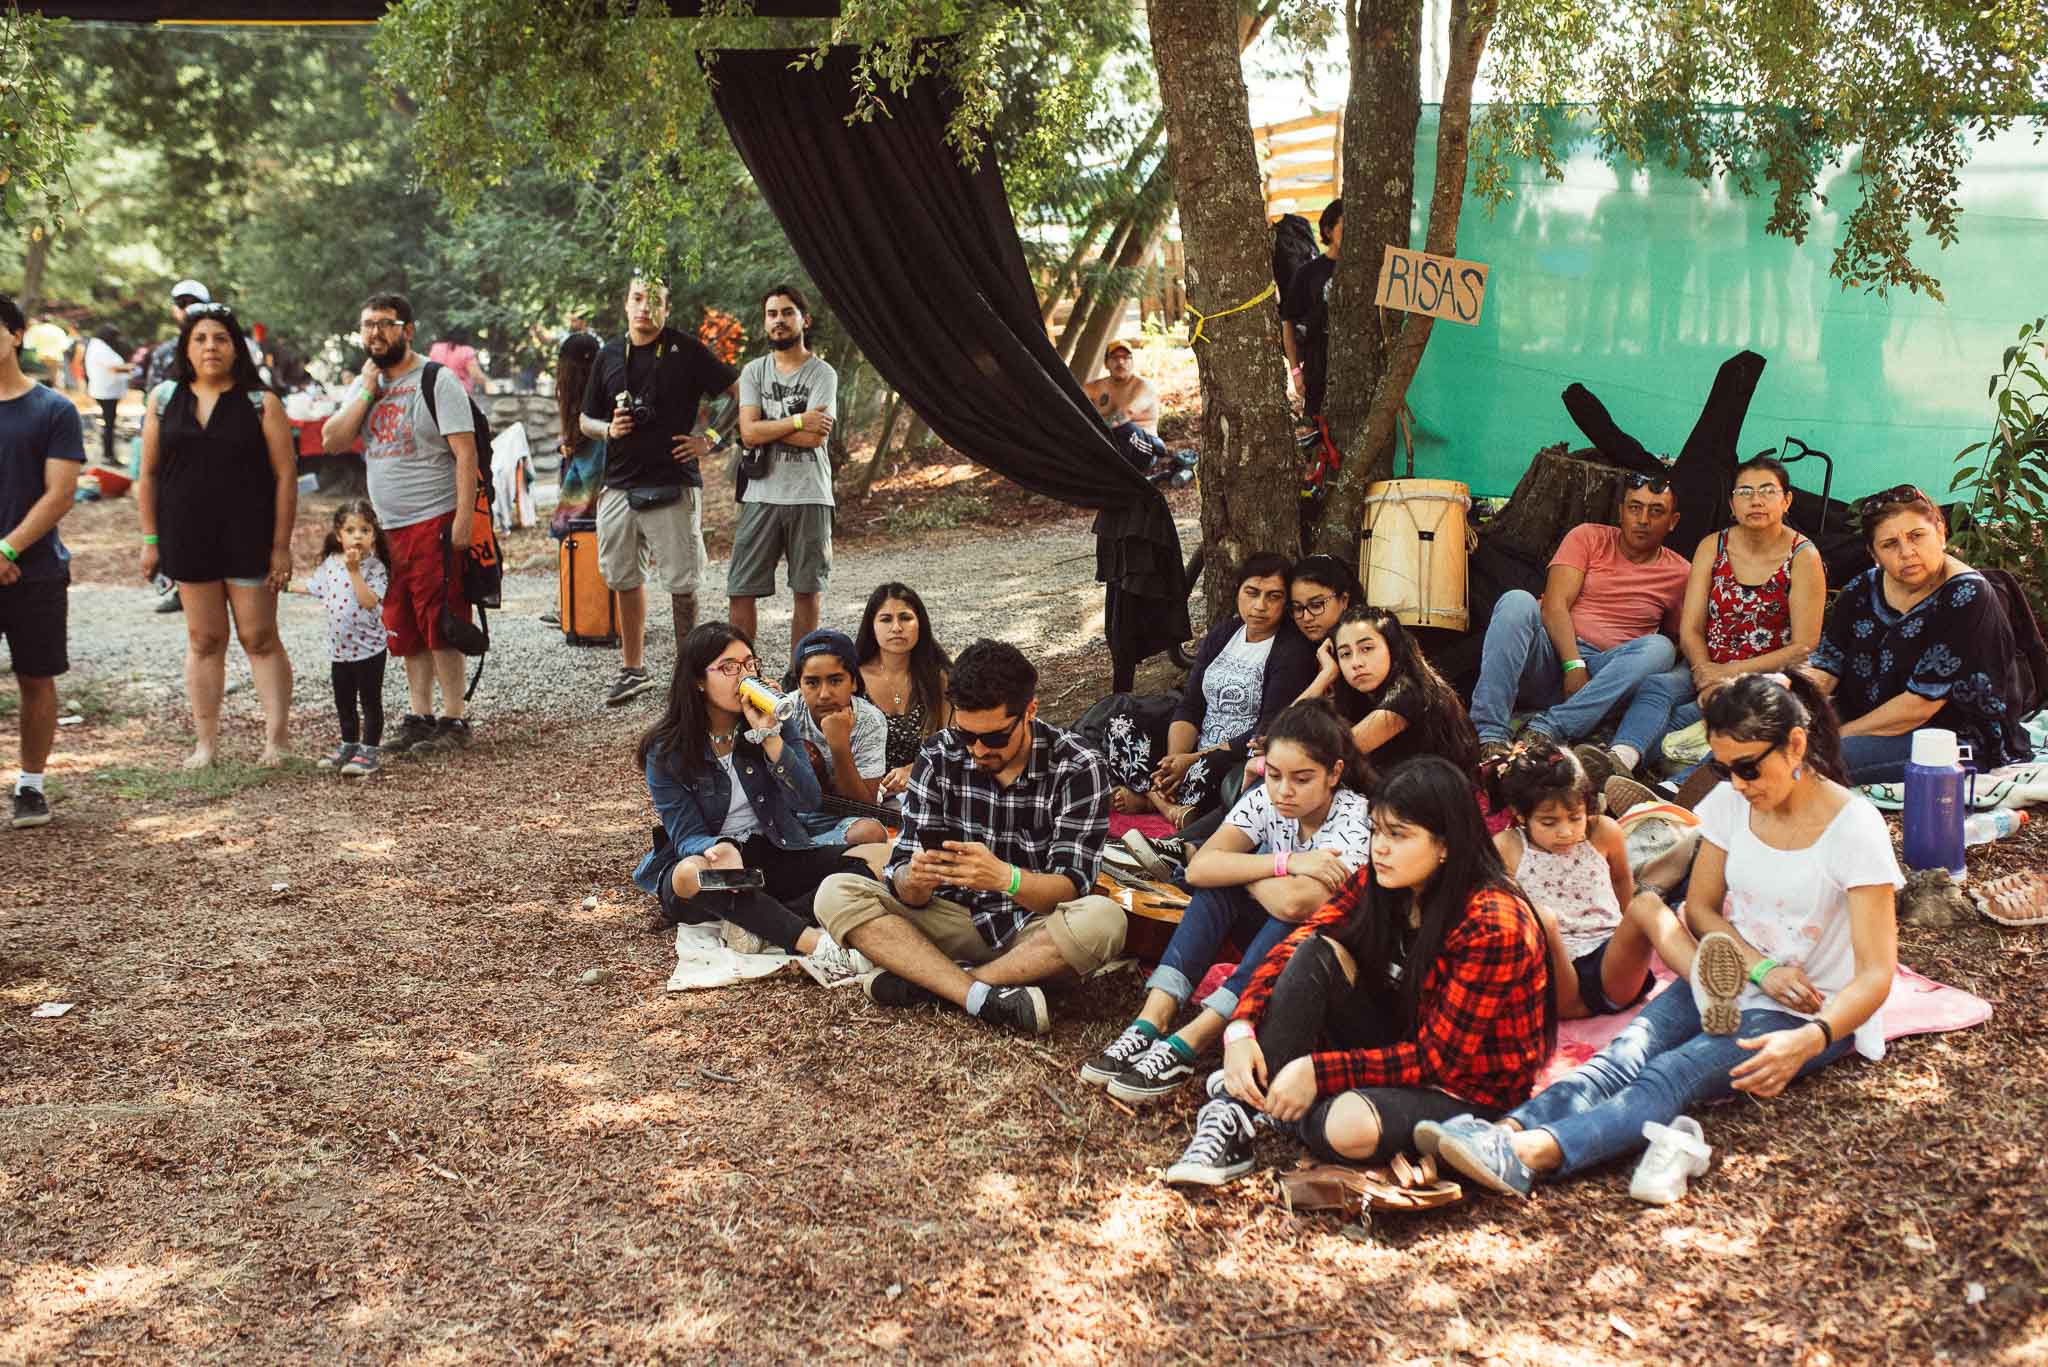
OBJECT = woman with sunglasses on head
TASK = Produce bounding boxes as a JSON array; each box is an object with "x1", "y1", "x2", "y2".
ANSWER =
[
  {"x1": 1799, "y1": 485, "x2": 2029, "y2": 785},
  {"x1": 633, "y1": 622, "x2": 870, "y2": 986},
  {"x1": 1592, "y1": 454, "x2": 1824, "y2": 791},
  {"x1": 136, "y1": 302, "x2": 298, "y2": 768},
  {"x1": 1427, "y1": 673, "x2": 1901, "y2": 1206}
]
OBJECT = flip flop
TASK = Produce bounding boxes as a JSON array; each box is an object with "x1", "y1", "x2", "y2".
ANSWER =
[
  {"x1": 1277, "y1": 1157, "x2": 1462, "y2": 1216},
  {"x1": 1975, "y1": 868, "x2": 2048, "y2": 928}
]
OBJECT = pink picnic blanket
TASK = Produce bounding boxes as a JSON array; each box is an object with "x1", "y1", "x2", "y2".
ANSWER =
[
  {"x1": 1109, "y1": 813, "x2": 1175, "y2": 840},
  {"x1": 1539, "y1": 964, "x2": 1990, "y2": 1087}
]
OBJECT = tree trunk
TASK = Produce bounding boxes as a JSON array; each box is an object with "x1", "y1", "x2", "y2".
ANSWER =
[
  {"x1": 1040, "y1": 115, "x2": 1165, "y2": 325},
  {"x1": 1147, "y1": 0, "x2": 1301, "y2": 622},
  {"x1": 1313, "y1": 0, "x2": 1496, "y2": 559},
  {"x1": 1058, "y1": 202, "x2": 1138, "y2": 361},
  {"x1": 1487, "y1": 443, "x2": 1630, "y2": 562},
  {"x1": 1309, "y1": 0, "x2": 1425, "y2": 558},
  {"x1": 1065, "y1": 210, "x2": 1167, "y2": 380},
  {"x1": 21, "y1": 232, "x2": 51, "y2": 317},
  {"x1": 855, "y1": 389, "x2": 903, "y2": 498}
]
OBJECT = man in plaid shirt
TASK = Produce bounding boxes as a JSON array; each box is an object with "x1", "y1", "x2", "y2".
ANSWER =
[{"x1": 815, "y1": 639, "x2": 1125, "y2": 1035}]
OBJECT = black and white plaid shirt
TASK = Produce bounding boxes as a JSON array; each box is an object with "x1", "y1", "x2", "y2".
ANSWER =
[{"x1": 885, "y1": 719, "x2": 1111, "y2": 949}]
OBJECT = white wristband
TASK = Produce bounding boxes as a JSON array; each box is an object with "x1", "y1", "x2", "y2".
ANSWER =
[{"x1": 1222, "y1": 1021, "x2": 1256, "y2": 1047}]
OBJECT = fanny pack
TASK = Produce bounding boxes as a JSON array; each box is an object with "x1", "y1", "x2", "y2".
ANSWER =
[
  {"x1": 735, "y1": 444, "x2": 774, "y2": 481},
  {"x1": 625, "y1": 485, "x2": 684, "y2": 511}
]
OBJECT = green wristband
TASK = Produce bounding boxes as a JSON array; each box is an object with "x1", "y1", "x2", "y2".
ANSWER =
[
  {"x1": 1007, "y1": 864, "x2": 1022, "y2": 897},
  {"x1": 142, "y1": 534, "x2": 160, "y2": 546},
  {"x1": 0, "y1": 538, "x2": 16, "y2": 562},
  {"x1": 1748, "y1": 956, "x2": 1778, "y2": 986},
  {"x1": 1562, "y1": 658, "x2": 1588, "y2": 673}
]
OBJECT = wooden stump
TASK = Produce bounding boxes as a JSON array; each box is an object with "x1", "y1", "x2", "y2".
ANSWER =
[{"x1": 1485, "y1": 443, "x2": 1633, "y2": 563}]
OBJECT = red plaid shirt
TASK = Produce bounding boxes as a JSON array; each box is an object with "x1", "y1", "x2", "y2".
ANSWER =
[{"x1": 1231, "y1": 883, "x2": 1550, "y2": 1111}]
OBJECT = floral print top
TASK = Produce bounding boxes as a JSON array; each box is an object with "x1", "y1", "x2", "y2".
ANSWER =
[
  {"x1": 1704, "y1": 530, "x2": 1809, "y2": 663},
  {"x1": 1811, "y1": 567, "x2": 2029, "y2": 770}
]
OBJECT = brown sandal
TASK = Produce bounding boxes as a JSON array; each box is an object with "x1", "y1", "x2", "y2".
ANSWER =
[
  {"x1": 1278, "y1": 1155, "x2": 1463, "y2": 1216},
  {"x1": 1976, "y1": 868, "x2": 2048, "y2": 927}
]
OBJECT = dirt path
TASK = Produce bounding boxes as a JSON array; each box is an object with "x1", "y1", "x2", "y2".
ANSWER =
[{"x1": 3, "y1": 488, "x2": 2045, "y2": 1364}]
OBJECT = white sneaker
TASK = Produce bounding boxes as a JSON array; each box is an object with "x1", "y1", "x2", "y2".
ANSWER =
[
  {"x1": 1629, "y1": 1116, "x2": 1712, "y2": 1205},
  {"x1": 797, "y1": 932, "x2": 864, "y2": 988},
  {"x1": 720, "y1": 921, "x2": 772, "y2": 957}
]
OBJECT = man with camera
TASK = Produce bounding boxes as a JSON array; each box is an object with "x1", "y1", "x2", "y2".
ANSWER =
[
  {"x1": 578, "y1": 275, "x2": 738, "y2": 707},
  {"x1": 731, "y1": 284, "x2": 837, "y2": 662},
  {"x1": 320, "y1": 292, "x2": 482, "y2": 757},
  {"x1": 812, "y1": 639, "x2": 1127, "y2": 1036}
]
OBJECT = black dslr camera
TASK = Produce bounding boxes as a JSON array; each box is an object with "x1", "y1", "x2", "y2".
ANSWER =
[{"x1": 614, "y1": 389, "x2": 656, "y2": 428}]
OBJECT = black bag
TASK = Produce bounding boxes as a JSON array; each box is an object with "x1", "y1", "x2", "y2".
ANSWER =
[
  {"x1": 625, "y1": 485, "x2": 683, "y2": 511},
  {"x1": 736, "y1": 443, "x2": 773, "y2": 481},
  {"x1": 438, "y1": 540, "x2": 490, "y2": 701},
  {"x1": 1272, "y1": 213, "x2": 1320, "y2": 304},
  {"x1": 419, "y1": 361, "x2": 504, "y2": 612}
]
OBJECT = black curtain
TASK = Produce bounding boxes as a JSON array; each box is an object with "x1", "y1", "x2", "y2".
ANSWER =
[{"x1": 706, "y1": 46, "x2": 1188, "y2": 686}]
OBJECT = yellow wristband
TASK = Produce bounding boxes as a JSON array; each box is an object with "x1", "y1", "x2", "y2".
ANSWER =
[
  {"x1": 792, "y1": 413, "x2": 804, "y2": 432},
  {"x1": 705, "y1": 427, "x2": 719, "y2": 443}
]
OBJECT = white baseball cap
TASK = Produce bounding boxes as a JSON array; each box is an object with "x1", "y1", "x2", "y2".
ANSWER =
[{"x1": 170, "y1": 279, "x2": 212, "y2": 304}]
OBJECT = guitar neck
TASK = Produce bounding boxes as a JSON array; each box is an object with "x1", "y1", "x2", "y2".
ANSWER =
[{"x1": 818, "y1": 793, "x2": 898, "y2": 826}]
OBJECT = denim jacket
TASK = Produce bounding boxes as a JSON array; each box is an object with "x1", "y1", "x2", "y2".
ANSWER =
[{"x1": 632, "y1": 714, "x2": 823, "y2": 895}]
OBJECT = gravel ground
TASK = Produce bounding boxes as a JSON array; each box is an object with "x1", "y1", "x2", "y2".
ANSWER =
[{"x1": 55, "y1": 511, "x2": 1199, "y2": 738}]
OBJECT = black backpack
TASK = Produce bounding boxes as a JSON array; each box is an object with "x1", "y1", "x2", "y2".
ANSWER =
[
  {"x1": 418, "y1": 362, "x2": 502, "y2": 699},
  {"x1": 1272, "y1": 213, "x2": 1320, "y2": 307},
  {"x1": 1981, "y1": 568, "x2": 2048, "y2": 721}
]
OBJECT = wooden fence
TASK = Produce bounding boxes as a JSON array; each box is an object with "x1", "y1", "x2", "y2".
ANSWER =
[{"x1": 1256, "y1": 109, "x2": 1342, "y2": 221}]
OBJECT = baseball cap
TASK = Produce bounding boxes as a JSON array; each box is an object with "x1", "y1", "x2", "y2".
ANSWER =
[
  {"x1": 1104, "y1": 338, "x2": 1137, "y2": 357},
  {"x1": 170, "y1": 279, "x2": 212, "y2": 305}
]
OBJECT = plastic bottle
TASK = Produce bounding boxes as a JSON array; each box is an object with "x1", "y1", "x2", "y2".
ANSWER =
[
  {"x1": 1901, "y1": 729, "x2": 1975, "y2": 878},
  {"x1": 1963, "y1": 809, "x2": 2029, "y2": 847}
]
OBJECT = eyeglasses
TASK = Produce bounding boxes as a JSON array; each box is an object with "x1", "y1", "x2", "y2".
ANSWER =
[
  {"x1": 1707, "y1": 739, "x2": 1784, "y2": 783},
  {"x1": 1291, "y1": 595, "x2": 1333, "y2": 618},
  {"x1": 706, "y1": 655, "x2": 761, "y2": 679},
  {"x1": 1624, "y1": 473, "x2": 1674, "y2": 494},
  {"x1": 360, "y1": 318, "x2": 408, "y2": 334},
  {"x1": 952, "y1": 714, "x2": 1025, "y2": 750},
  {"x1": 1732, "y1": 484, "x2": 1784, "y2": 501},
  {"x1": 1857, "y1": 483, "x2": 1927, "y2": 517}
]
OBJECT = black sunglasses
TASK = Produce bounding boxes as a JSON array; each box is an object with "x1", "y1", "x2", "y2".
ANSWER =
[
  {"x1": 1857, "y1": 483, "x2": 1928, "y2": 517},
  {"x1": 186, "y1": 302, "x2": 235, "y2": 320},
  {"x1": 952, "y1": 713, "x2": 1025, "y2": 750},
  {"x1": 1708, "y1": 738, "x2": 1784, "y2": 783},
  {"x1": 1624, "y1": 472, "x2": 1674, "y2": 494}
]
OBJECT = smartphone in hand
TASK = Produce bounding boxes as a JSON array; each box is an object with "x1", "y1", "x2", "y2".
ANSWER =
[
  {"x1": 916, "y1": 827, "x2": 963, "y2": 852},
  {"x1": 697, "y1": 868, "x2": 768, "y2": 892}
]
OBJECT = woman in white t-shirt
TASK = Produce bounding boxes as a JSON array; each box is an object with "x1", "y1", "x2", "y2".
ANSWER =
[
  {"x1": 1081, "y1": 700, "x2": 1371, "y2": 1104},
  {"x1": 84, "y1": 326, "x2": 135, "y2": 467},
  {"x1": 1428, "y1": 673, "x2": 1900, "y2": 1202}
]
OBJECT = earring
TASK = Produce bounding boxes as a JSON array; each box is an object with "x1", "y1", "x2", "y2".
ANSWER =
[{"x1": 1792, "y1": 764, "x2": 1804, "y2": 781}]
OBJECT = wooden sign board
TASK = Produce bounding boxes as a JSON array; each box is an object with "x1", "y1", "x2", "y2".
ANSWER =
[{"x1": 1375, "y1": 244, "x2": 1488, "y2": 326}]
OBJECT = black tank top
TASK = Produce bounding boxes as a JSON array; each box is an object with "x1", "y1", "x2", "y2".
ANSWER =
[{"x1": 155, "y1": 383, "x2": 278, "y2": 583}]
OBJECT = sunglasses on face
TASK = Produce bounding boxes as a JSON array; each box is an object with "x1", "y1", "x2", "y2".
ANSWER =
[
  {"x1": 1624, "y1": 473, "x2": 1674, "y2": 494},
  {"x1": 706, "y1": 655, "x2": 762, "y2": 679},
  {"x1": 1708, "y1": 739, "x2": 1784, "y2": 783},
  {"x1": 952, "y1": 713, "x2": 1025, "y2": 750},
  {"x1": 1857, "y1": 483, "x2": 1927, "y2": 517}
]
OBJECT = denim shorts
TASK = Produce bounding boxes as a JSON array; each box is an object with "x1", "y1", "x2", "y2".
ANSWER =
[{"x1": 1573, "y1": 938, "x2": 1654, "y2": 1016}]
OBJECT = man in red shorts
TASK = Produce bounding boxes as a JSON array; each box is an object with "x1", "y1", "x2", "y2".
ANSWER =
[{"x1": 320, "y1": 293, "x2": 480, "y2": 756}]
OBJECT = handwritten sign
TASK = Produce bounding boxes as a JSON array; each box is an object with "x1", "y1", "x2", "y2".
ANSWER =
[{"x1": 1375, "y1": 245, "x2": 1488, "y2": 326}]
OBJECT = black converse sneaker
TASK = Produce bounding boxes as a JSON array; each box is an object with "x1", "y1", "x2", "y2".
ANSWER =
[
  {"x1": 1165, "y1": 1095, "x2": 1259, "y2": 1186},
  {"x1": 11, "y1": 788, "x2": 52, "y2": 829},
  {"x1": 1080, "y1": 1023, "x2": 1157, "y2": 1086},
  {"x1": 860, "y1": 969, "x2": 940, "y2": 1009},
  {"x1": 605, "y1": 667, "x2": 655, "y2": 707},
  {"x1": 1108, "y1": 1038, "x2": 1200, "y2": 1104},
  {"x1": 975, "y1": 985, "x2": 1051, "y2": 1036}
]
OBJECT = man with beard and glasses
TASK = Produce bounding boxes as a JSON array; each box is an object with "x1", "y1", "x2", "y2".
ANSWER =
[
  {"x1": 730, "y1": 284, "x2": 838, "y2": 663},
  {"x1": 320, "y1": 293, "x2": 481, "y2": 757},
  {"x1": 812, "y1": 639, "x2": 1125, "y2": 1037},
  {"x1": 578, "y1": 275, "x2": 738, "y2": 707}
]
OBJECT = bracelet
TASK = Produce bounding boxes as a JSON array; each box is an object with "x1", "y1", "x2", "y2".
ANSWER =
[
  {"x1": 141, "y1": 534, "x2": 160, "y2": 546},
  {"x1": 1222, "y1": 1021, "x2": 1256, "y2": 1047},
  {"x1": 1748, "y1": 956, "x2": 1779, "y2": 986},
  {"x1": 744, "y1": 725, "x2": 776, "y2": 745},
  {"x1": 1562, "y1": 658, "x2": 1587, "y2": 674},
  {"x1": 1274, "y1": 849, "x2": 1290, "y2": 879},
  {"x1": 792, "y1": 413, "x2": 804, "y2": 431},
  {"x1": 704, "y1": 427, "x2": 719, "y2": 443},
  {"x1": 358, "y1": 384, "x2": 376, "y2": 405},
  {"x1": 1809, "y1": 1017, "x2": 1835, "y2": 1048},
  {"x1": 1006, "y1": 864, "x2": 1022, "y2": 897},
  {"x1": 0, "y1": 539, "x2": 16, "y2": 562}
]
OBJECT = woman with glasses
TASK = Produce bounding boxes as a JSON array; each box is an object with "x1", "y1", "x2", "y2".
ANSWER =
[
  {"x1": 1286, "y1": 554, "x2": 1360, "y2": 658},
  {"x1": 136, "y1": 302, "x2": 297, "y2": 768},
  {"x1": 1598, "y1": 454, "x2": 1823, "y2": 788},
  {"x1": 632, "y1": 622, "x2": 867, "y2": 985},
  {"x1": 1798, "y1": 485, "x2": 2030, "y2": 784},
  {"x1": 1427, "y1": 673, "x2": 1900, "y2": 1206}
]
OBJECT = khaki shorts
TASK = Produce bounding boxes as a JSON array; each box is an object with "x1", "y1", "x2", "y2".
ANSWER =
[
  {"x1": 728, "y1": 500, "x2": 833, "y2": 597},
  {"x1": 596, "y1": 485, "x2": 705, "y2": 596},
  {"x1": 814, "y1": 872, "x2": 1126, "y2": 975}
]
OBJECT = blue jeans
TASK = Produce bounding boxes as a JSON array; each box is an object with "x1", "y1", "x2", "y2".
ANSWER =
[
  {"x1": 1144, "y1": 883, "x2": 1295, "y2": 1019},
  {"x1": 1840, "y1": 732, "x2": 1916, "y2": 785},
  {"x1": 1507, "y1": 984, "x2": 1854, "y2": 1176},
  {"x1": 1613, "y1": 665, "x2": 1698, "y2": 760},
  {"x1": 1470, "y1": 590, "x2": 1679, "y2": 744}
]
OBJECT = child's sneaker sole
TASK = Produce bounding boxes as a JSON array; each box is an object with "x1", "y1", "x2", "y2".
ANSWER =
[{"x1": 1693, "y1": 932, "x2": 1746, "y2": 1036}]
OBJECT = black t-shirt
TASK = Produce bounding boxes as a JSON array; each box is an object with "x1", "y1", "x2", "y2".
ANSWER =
[
  {"x1": 1335, "y1": 674, "x2": 1430, "y2": 773},
  {"x1": 1281, "y1": 254, "x2": 1338, "y2": 409},
  {"x1": 579, "y1": 327, "x2": 737, "y2": 490}
]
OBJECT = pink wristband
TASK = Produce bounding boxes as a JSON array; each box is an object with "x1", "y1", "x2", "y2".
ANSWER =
[{"x1": 1274, "y1": 849, "x2": 1290, "y2": 879}]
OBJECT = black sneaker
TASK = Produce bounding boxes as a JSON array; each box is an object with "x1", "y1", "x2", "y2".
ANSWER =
[
  {"x1": 1109, "y1": 1038, "x2": 1200, "y2": 1104},
  {"x1": 390, "y1": 713, "x2": 439, "y2": 754},
  {"x1": 415, "y1": 717, "x2": 473, "y2": 754},
  {"x1": 1080, "y1": 1022, "x2": 1157, "y2": 1086},
  {"x1": 605, "y1": 667, "x2": 656, "y2": 707},
  {"x1": 11, "y1": 788, "x2": 51, "y2": 829},
  {"x1": 1165, "y1": 1096, "x2": 1258, "y2": 1186},
  {"x1": 975, "y1": 985, "x2": 1051, "y2": 1036},
  {"x1": 860, "y1": 969, "x2": 940, "y2": 1008},
  {"x1": 1121, "y1": 830, "x2": 1186, "y2": 881},
  {"x1": 153, "y1": 591, "x2": 184, "y2": 614}
]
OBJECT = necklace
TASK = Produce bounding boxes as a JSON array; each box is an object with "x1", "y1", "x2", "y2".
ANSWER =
[{"x1": 709, "y1": 724, "x2": 739, "y2": 746}]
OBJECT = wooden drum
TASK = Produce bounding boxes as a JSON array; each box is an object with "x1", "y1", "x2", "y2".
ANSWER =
[{"x1": 1360, "y1": 478, "x2": 1472, "y2": 631}]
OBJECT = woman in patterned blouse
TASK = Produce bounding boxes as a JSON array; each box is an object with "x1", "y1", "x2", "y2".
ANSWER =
[{"x1": 1802, "y1": 486, "x2": 2028, "y2": 783}]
